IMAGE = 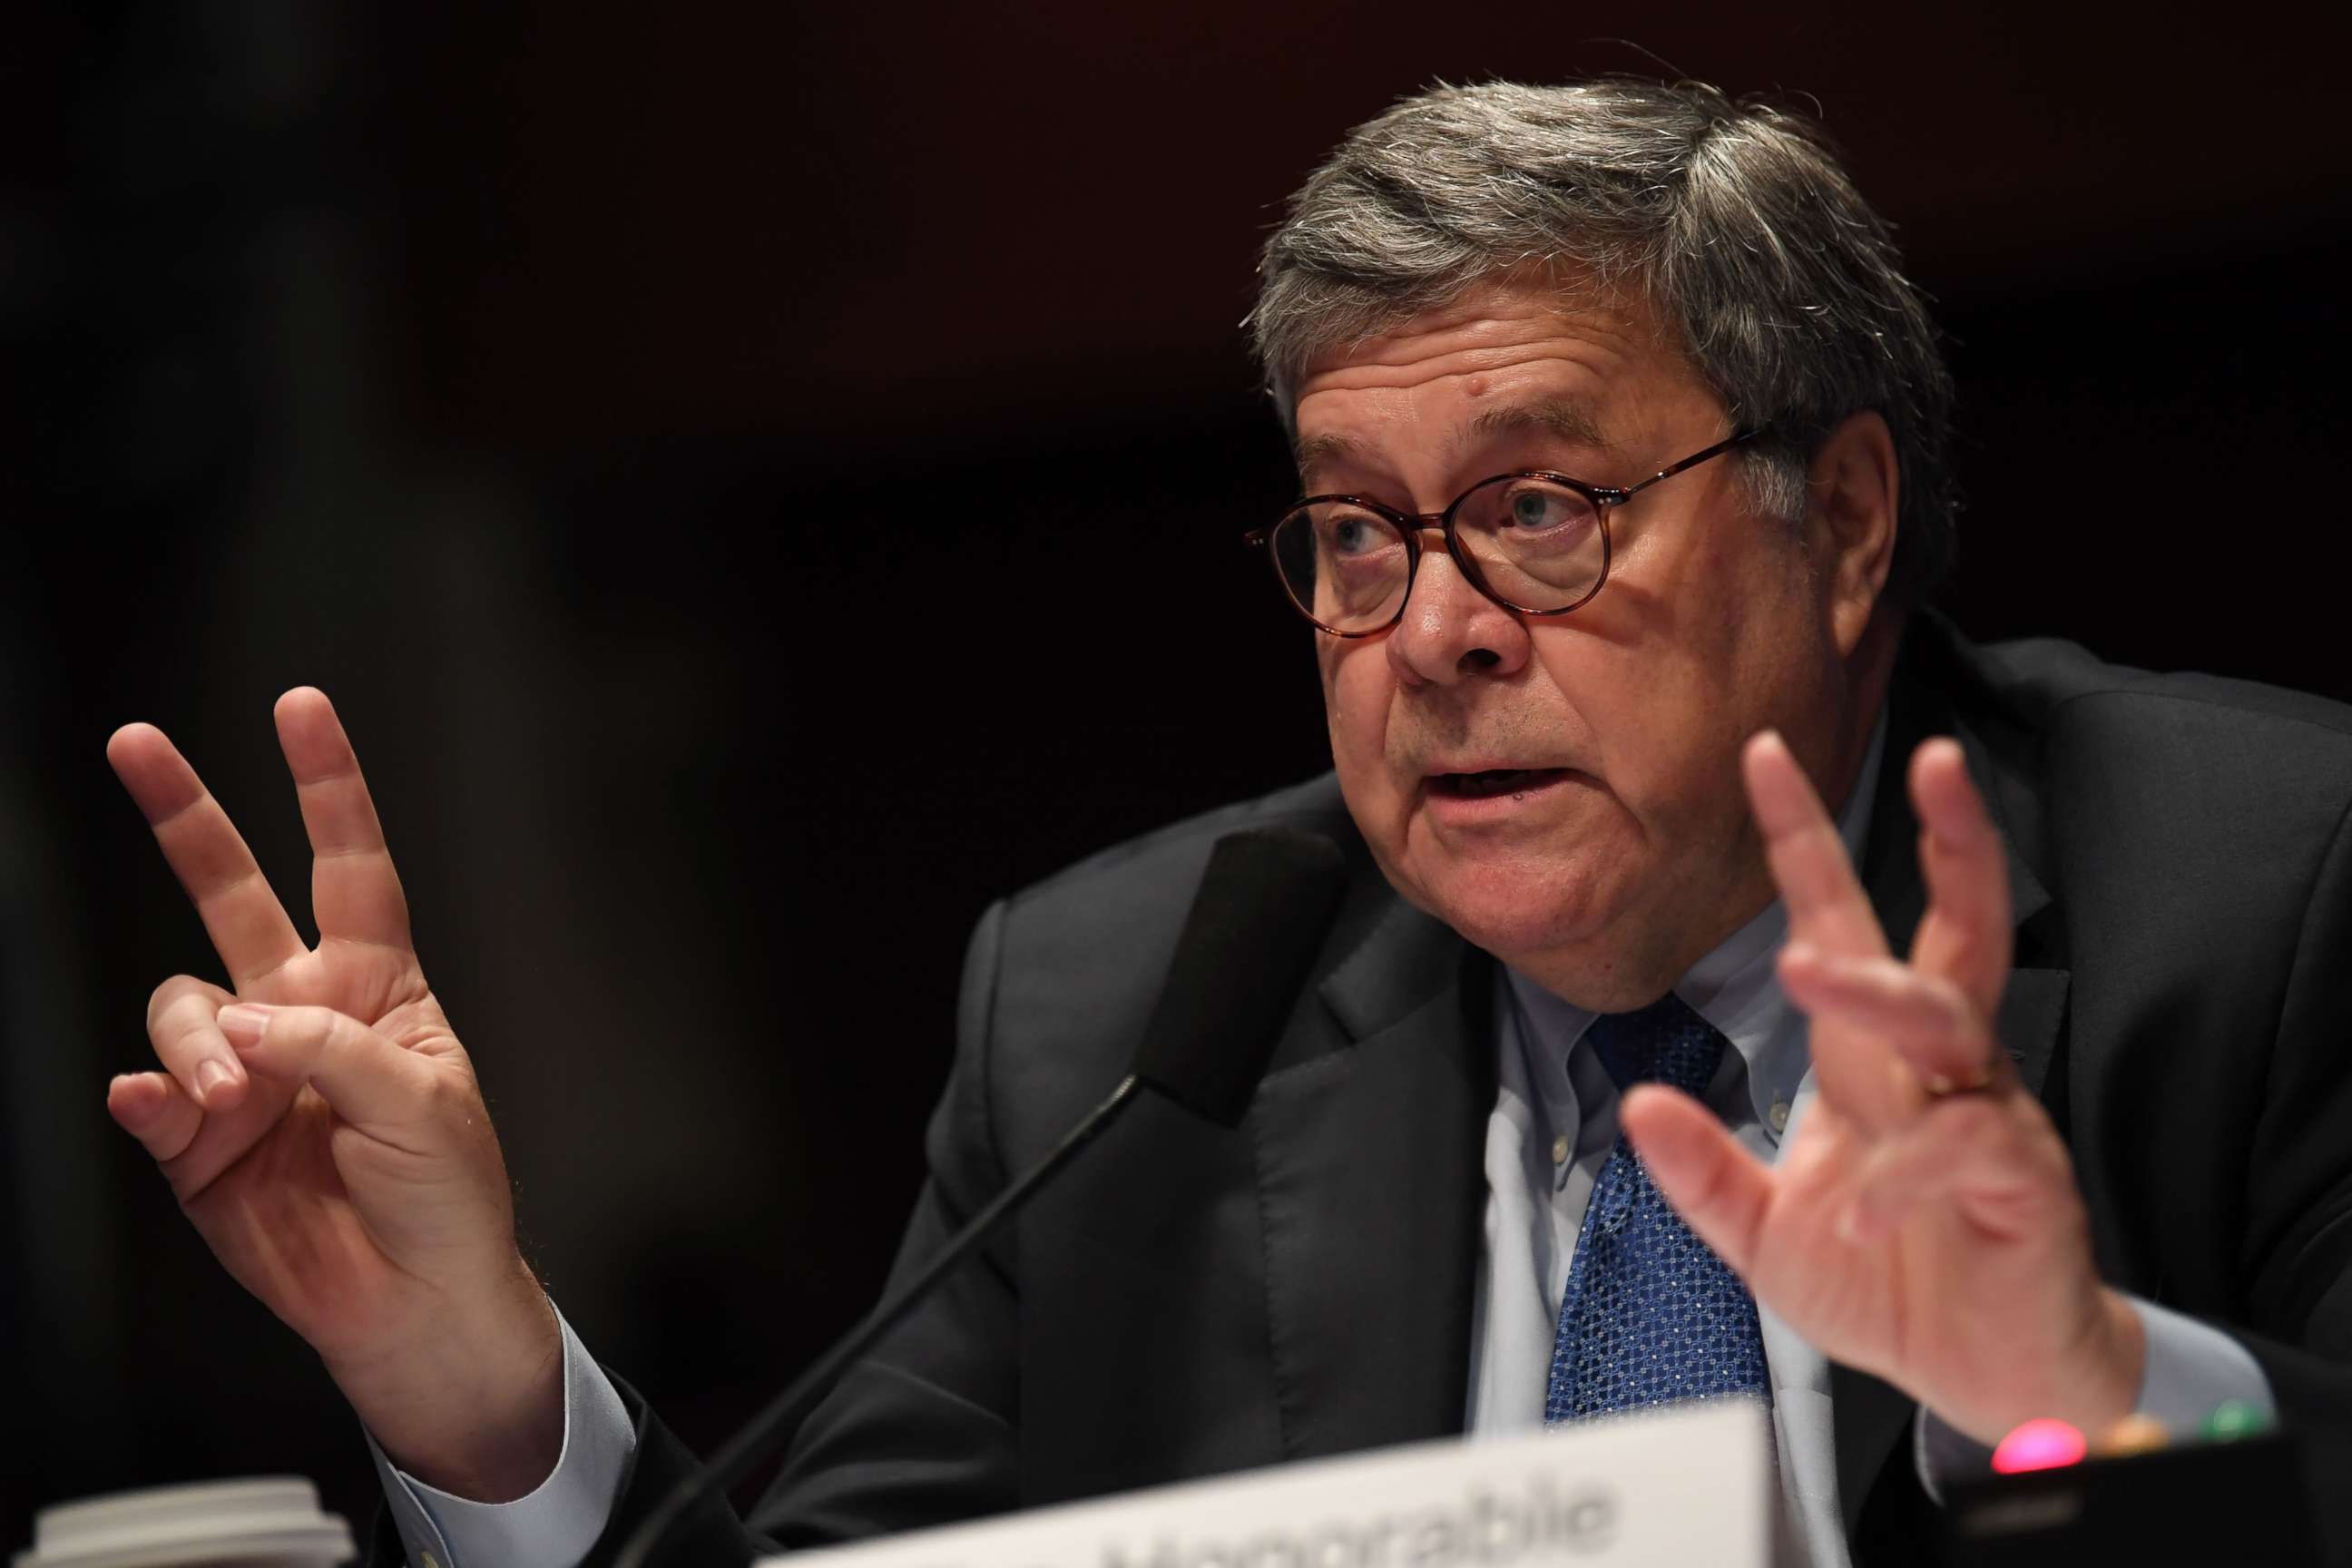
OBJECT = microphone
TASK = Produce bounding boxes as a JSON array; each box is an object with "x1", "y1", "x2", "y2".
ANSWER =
[
  {"x1": 613, "y1": 823, "x2": 1349, "y2": 1568},
  {"x1": 1132, "y1": 822, "x2": 1349, "y2": 1127}
]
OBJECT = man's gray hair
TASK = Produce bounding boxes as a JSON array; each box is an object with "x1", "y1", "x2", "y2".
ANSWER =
[{"x1": 1250, "y1": 79, "x2": 1957, "y2": 606}]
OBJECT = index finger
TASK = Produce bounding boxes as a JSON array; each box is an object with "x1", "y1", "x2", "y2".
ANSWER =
[
  {"x1": 275, "y1": 688, "x2": 413, "y2": 954},
  {"x1": 1742, "y1": 730, "x2": 1889, "y2": 960},
  {"x1": 108, "y1": 723, "x2": 308, "y2": 986}
]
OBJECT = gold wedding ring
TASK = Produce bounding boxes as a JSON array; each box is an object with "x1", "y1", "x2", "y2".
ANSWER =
[{"x1": 1921, "y1": 1063, "x2": 1997, "y2": 1097}]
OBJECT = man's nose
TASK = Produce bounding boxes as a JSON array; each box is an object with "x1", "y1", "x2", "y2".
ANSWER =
[{"x1": 1385, "y1": 533, "x2": 1534, "y2": 686}]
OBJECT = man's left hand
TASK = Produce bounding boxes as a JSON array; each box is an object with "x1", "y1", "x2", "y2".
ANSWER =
[{"x1": 1621, "y1": 730, "x2": 2144, "y2": 1446}]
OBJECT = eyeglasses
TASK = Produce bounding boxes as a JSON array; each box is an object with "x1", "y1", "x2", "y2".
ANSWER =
[{"x1": 1242, "y1": 429, "x2": 1762, "y2": 636}]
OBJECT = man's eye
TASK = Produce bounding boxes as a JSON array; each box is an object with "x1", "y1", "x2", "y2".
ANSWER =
[
  {"x1": 1508, "y1": 489, "x2": 1569, "y2": 530},
  {"x1": 1327, "y1": 514, "x2": 1391, "y2": 555}
]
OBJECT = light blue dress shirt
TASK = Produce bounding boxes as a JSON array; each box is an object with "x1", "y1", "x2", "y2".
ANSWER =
[{"x1": 374, "y1": 726, "x2": 2278, "y2": 1565}]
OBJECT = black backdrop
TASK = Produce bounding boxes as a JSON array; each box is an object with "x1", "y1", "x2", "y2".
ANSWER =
[{"x1": 5, "y1": 0, "x2": 2351, "y2": 1546}]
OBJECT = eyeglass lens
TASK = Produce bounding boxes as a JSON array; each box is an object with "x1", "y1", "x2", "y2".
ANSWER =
[{"x1": 1269, "y1": 475, "x2": 1606, "y2": 632}]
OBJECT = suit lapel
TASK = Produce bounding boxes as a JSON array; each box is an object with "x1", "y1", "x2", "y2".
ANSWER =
[
  {"x1": 1833, "y1": 626, "x2": 2074, "y2": 1529},
  {"x1": 1249, "y1": 896, "x2": 1494, "y2": 1461}
]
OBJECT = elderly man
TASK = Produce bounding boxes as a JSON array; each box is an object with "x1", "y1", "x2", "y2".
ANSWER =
[{"x1": 102, "y1": 80, "x2": 2352, "y2": 1567}]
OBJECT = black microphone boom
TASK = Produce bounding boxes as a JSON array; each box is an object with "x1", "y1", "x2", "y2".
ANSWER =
[{"x1": 613, "y1": 823, "x2": 1348, "y2": 1568}]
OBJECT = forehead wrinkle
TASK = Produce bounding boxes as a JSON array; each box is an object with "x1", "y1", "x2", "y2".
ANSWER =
[
  {"x1": 1292, "y1": 392, "x2": 1622, "y2": 485},
  {"x1": 1291, "y1": 307, "x2": 1650, "y2": 484}
]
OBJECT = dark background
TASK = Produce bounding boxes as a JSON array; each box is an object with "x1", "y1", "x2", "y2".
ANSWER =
[{"x1": 5, "y1": 0, "x2": 2349, "y2": 1548}]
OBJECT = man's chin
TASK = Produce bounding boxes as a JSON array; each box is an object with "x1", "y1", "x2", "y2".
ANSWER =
[{"x1": 1400, "y1": 856, "x2": 1629, "y2": 975}]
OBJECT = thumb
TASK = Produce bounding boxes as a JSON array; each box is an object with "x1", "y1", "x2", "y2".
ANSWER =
[
  {"x1": 1619, "y1": 1083, "x2": 1771, "y2": 1278},
  {"x1": 218, "y1": 1002, "x2": 438, "y2": 1136}
]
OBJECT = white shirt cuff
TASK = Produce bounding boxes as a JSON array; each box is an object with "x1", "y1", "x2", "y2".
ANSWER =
[
  {"x1": 366, "y1": 1305, "x2": 636, "y2": 1568},
  {"x1": 1912, "y1": 1294, "x2": 2278, "y2": 1502}
]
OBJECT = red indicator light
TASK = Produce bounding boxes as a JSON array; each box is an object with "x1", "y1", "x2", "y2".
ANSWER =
[{"x1": 1991, "y1": 1418, "x2": 2088, "y2": 1475}]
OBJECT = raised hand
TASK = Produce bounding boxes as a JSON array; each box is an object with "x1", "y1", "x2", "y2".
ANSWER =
[
  {"x1": 105, "y1": 689, "x2": 564, "y2": 1501},
  {"x1": 1621, "y1": 730, "x2": 2143, "y2": 1446}
]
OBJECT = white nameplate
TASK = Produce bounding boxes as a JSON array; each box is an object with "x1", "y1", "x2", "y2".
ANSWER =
[{"x1": 769, "y1": 1399, "x2": 1770, "y2": 1568}]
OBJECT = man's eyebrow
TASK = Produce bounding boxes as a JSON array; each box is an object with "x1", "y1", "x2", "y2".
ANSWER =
[{"x1": 1291, "y1": 428, "x2": 1362, "y2": 475}]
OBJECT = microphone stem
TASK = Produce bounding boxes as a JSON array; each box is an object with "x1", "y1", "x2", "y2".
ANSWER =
[{"x1": 614, "y1": 1072, "x2": 1145, "y2": 1568}]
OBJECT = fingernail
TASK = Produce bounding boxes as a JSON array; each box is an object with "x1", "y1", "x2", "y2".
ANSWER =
[
  {"x1": 196, "y1": 1059, "x2": 237, "y2": 1102},
  {"x1": 218, "y1": 1003, "x2": 271, "y2": 1048}
]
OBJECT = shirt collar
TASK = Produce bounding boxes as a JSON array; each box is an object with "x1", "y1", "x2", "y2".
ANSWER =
[{"x1": 1504, "y1": 710, "x2": 1888, "y2": 1136}]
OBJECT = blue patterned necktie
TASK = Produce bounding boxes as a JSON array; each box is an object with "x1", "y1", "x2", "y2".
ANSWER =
[{"x1": 1544, "y1": 991, "x2": 1772, "y2": 1421}]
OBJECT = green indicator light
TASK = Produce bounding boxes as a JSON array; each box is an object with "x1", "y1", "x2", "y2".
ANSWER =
[{"x1": 2200, "y1": 1400, "x2": 2269, "y2": 1442}]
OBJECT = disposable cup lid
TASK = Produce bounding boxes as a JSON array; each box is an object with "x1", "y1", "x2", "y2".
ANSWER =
[{"x1": 15, "y1": 1477, "x2": 355, "y2": 1567}]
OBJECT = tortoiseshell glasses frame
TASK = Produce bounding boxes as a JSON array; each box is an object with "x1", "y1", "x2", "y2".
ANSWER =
[{"x1": 1242, "y1": 428, "x2": 1764, "y2": 637}]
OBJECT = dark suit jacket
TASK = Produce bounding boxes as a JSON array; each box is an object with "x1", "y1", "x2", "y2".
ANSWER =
[{"x1": 384, "y1": 616, "x2": 2352, "y2": 1565}]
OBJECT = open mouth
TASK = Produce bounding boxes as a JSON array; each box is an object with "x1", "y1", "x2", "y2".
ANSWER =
[{"x1": 1427, "y1": 768, "x2": 1572, "y2": 799}]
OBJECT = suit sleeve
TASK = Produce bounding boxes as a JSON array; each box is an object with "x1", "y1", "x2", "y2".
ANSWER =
[
  {"x1": 2235, "y1": 797, "x2": 2352, "y2": 1414},
  {"x1": 363, "y1": 898, "x2": 1025, "y2": 1568},
  {"x1": 2222, "y1": 796, "x2": 2352, "y2": 1560}
]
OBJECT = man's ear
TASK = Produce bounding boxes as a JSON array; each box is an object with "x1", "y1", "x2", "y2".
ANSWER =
[{"x1": 1806, "y1": 410, "x2": 1900, "y2": 657}]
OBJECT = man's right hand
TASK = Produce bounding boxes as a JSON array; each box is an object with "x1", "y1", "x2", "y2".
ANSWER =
[{"x1": 104, "y1": 688, "x2": 564, "y2": 1503}]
